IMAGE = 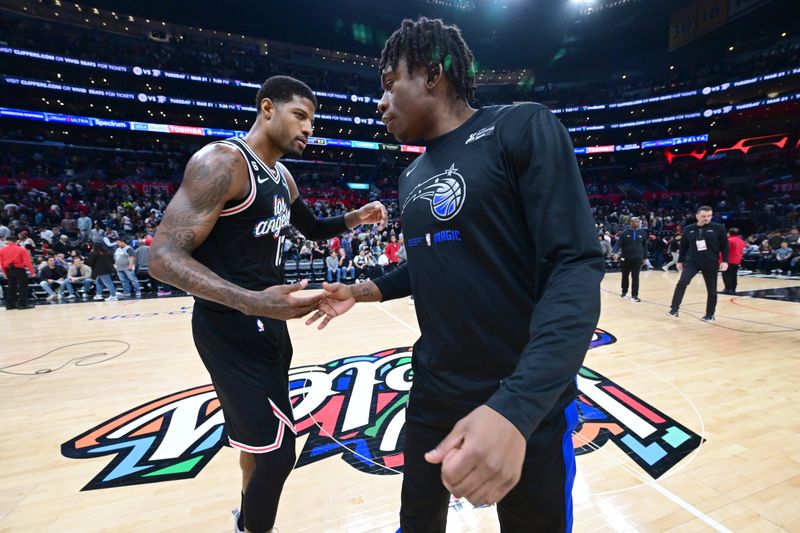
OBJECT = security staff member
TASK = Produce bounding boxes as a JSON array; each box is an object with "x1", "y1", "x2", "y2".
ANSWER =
[
  {"x1": 612, "y1": 217, "x2": 647, "y2": 302},
  {"x1": 669, "y1": 206, "x2": 729, "y2": 320},
  {"x1": 0, "y1": 234, "x2": 36, "y2": 309}
]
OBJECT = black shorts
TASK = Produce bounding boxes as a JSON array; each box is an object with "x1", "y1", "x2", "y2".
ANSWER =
[
  {"x1": 401, "y1": 386, "x2": 579, "y2": 532},
  {"x1": 192, "y1": 302, "x2": 296, "y2": 453}
]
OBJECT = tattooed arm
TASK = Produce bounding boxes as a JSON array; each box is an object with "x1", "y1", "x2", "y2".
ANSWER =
[{"x1": 149, "y1": 143, "x2": 322, "y2": 318}]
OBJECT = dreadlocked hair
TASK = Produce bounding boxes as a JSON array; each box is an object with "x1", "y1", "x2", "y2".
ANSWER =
[{"x1": 379, "y1": 17, "x2": 477, "y2": 102}]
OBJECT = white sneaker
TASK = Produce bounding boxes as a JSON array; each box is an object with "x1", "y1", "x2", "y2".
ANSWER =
[
  {"x1": 65, "y1": 294, "x2": 77, "y2": 300},
  {"x1": 93, "y1": 295, "x2": 104, "y2": 301},
  {"x1": 105, "y1": 296, "x2": 119, "y2": 302},
  {"x1": 47, "y1": 294, "x2": 57, "y2": 301},
  {"x1": 232, "y1": 509, "x2": 244, "y2": 533}
]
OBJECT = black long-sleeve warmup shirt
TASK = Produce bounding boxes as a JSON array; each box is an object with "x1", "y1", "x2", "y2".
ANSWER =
[
  {"x1": 678, "y1": 222, "x2": 729, "y2": 265},
  {"x1": 612, "y1": 228, "x2": 648, "y2": 259},
  {"x1": 374, "y1": 104, "x2": 604, "y2": 440}
]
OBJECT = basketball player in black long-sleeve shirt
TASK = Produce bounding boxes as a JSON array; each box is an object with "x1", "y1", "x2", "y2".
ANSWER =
[
  {"x1": 306, "y1": 18, "x2": 604, "y2": 533},
  {"x1": 669, "y1": 205, "x2": 729, "y2": 320},
  {"x1": 149, "y1": 76, "x2": 387, "y2": 533}
]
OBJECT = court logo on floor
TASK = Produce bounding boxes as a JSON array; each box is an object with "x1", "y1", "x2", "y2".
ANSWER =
[{"x1": 62, "y1": 329, "x2": 701, "y2": 490}]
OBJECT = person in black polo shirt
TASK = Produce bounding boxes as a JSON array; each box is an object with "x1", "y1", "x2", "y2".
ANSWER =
[
  {"x1": 669, "y1": 205, "x2": 729, "y2": 320},
  {"x1": 307, "y1": 16, "x2": 604, "y2": 532},
  {"x1": 612, "y1": 217, "x2": 647, "y2": 302}
]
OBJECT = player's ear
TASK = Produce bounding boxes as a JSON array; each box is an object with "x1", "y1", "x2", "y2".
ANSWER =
[
  {"x1": 260, "y1": 98, "x2": 275, "y2": 119},
  {"x1": 426, "y1": 63, "x2": 443, "y2": 89}
]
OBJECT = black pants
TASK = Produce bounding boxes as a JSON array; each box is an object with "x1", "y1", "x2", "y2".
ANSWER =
[
  {"x1": 5, "y1": 266, "x2": 30, "y2": 308},
  {"x1": 620, "y1": 258, "x2": 642, "y2": 297},
  {"x1": 721, "y1": 263, "x2": 739, "y2": 293},
  {"x1": 670, "y1": 262, "x2": 719, "y2": 316},
  {"x1": 400, "y1": 403, "x2": 578, "y2": 533}
]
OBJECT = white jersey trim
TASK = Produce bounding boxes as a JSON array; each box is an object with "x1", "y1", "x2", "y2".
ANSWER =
[{"x1": 217, "y1": 140, "x2": 257, "y2": 217}]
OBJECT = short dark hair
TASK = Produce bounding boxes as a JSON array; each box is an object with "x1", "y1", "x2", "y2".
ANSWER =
[
  {"x1": 7, "y1": 234, "x2": 17, "y2": 242},
  {"x1": 696, "y1": 205, "x2": 713, "y2": 213},
  {"x1": 255, "y1": 75, "x2": 316, "y2": 110},
  {"x1": 380, "y1": 17, "x2": 477, "y2": 102},
  {"x1": 728, "y1": 227, "x2": 740, "y2": 236}
]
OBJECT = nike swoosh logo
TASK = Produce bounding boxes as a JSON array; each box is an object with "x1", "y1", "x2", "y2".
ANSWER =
[
  {"x1": 257, "y1": 176, "x2": 270, "y2": 184},
  {"x1": 406, "y1": 165, "x2": 417, "y2": 177}
]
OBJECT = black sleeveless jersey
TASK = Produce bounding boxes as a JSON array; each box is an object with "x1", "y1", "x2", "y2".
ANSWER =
[{"x1": 191, "y1": 136, "x2": 292, "y2": 311}]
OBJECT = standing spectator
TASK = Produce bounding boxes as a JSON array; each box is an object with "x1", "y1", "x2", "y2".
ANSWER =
[
  {"x1": 328, "y1": 235, "x2": 341, "y2": 256},
  {"x1": 85, "y1": 244, "x2": 118, "y2": 301},
  {"x1": 0, "y1": 234, "x2": 36, "y2": 309},
  {"x1": 77, "y1": 213, "x2": 93, "y2": 242},
  {"x1": 663, "y1": 234, "x2": 682, "y2": 271},
  {"x1": 89, "y1": 223, "x2": 104, "y2": 244},
  {"x1": 598, "y1": 234, "x2": 612, "y2": 258},
  {"x1": 396, "y1": 234, "x2": 407, "y2": 264},
  {"x1": 384, "y1": 234, "x2": 401, "y2": 270},
  {"x1": 114, "y1": 237, "x2": 141, "y2": 298},
  {"x1": 38, "y1": 256, "x2": 68, "y2": 301},
  {"x1": 721, "y1": 228, "x2": 745, "y2": 294},
  {"x1": 341, "y1": 232, "x2": 353, "y2": 259},
  {"x1": 135, "y1": 236, "x2": 151, "y2": 293},
  {"x1": 63, "y1": 256, "x2": 93, "y2": 300}
]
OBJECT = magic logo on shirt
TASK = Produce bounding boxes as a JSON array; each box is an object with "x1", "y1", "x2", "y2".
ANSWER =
[
  {"x1": 253, "y1": 195, "x2": 290, "y2": 238},
  {"x1": 402, "y1": 163, "x2": 466, "y2": 221},
  {"x1": 408, "y1": 230, "x2": 463, "y2": 248},
  {"x1": 62, "y1": 329, "x2": 702, "y2": 490}
]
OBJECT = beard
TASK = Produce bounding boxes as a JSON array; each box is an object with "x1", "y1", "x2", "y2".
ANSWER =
[{"x1": 282, "y1": 141, "x2": 305, "y2": 158}]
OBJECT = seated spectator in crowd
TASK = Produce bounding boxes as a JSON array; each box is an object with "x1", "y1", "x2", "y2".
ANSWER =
[
  {"x1": 38, "y1": 255, "x2": 68, "y2": 301},
  {"x1": 312, "y1": 241, "x2": 327, "y2": 260},
  {"x1": 353, "y1": 249, "x2": 369, "y2": 282},
  {"x1": 785, "y1": 227, "x2": 800, "y2": 245},
  {"x1": 366, "y1": 250, "x2": 383, "y2": 279},
  {"x1": 770, "y1": 241, "x2": 795, "y2": 274},
  {"x1": 61, "y1": 212, "x2": 78, "y2": 237},
  {"x1": 63, "y1": 256, "x2": 93, "y2": 300},
  {"x1": 756, "y1": 241, "x2": 773, "y2": 272},
  {"x1": 114, "y1": 237, "x2": 141, "y2": 298},
  {"x1": 85, "y1": 244, "x2": 118, "y2": 301},
  {"x1": 52, "y1": 234, "x2": 74, "y2": 256},
  {"x1": 299, "y1": 240, "x2": 314, "y2": 261},
  {"x1": 18, "y1": 231, "x2": 35, "y2": 251},
  {"x1": 325, "y1": 249, "x2": 340, "y2": 283},
  {"x1": 338, "y1": 247, "x2": 355, "y2": 283}
]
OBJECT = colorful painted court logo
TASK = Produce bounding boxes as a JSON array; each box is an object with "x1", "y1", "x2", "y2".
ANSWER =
[{"x1": 62, "y1": 329, "x2": 701, "y2": 490}]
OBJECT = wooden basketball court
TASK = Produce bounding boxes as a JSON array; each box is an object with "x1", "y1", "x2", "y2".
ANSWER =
[{"x1": 1, "y1": 271, "x2": 798, "y2": 532}]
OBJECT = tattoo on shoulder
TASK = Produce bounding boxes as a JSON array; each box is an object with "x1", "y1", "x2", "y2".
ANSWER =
[{"x1": 182, "y1": 149, "x2": 239, "y2": 214}]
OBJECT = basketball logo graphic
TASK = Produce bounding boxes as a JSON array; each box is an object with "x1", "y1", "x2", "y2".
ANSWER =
[
  {"x1": 402, "y1": 163, "x2": 466, "y2": 221},
  {"x1": 431, "y1": 177, "x2": 463, "y2": 219}
]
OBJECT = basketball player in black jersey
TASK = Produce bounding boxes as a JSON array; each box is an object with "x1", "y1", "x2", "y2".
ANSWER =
[
  {"x1": 307, "y1": 18, "x2": 603, "y2": 532},
  {"x1": 149, "y1": 76, "x2": 387, "y2": 533}
]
